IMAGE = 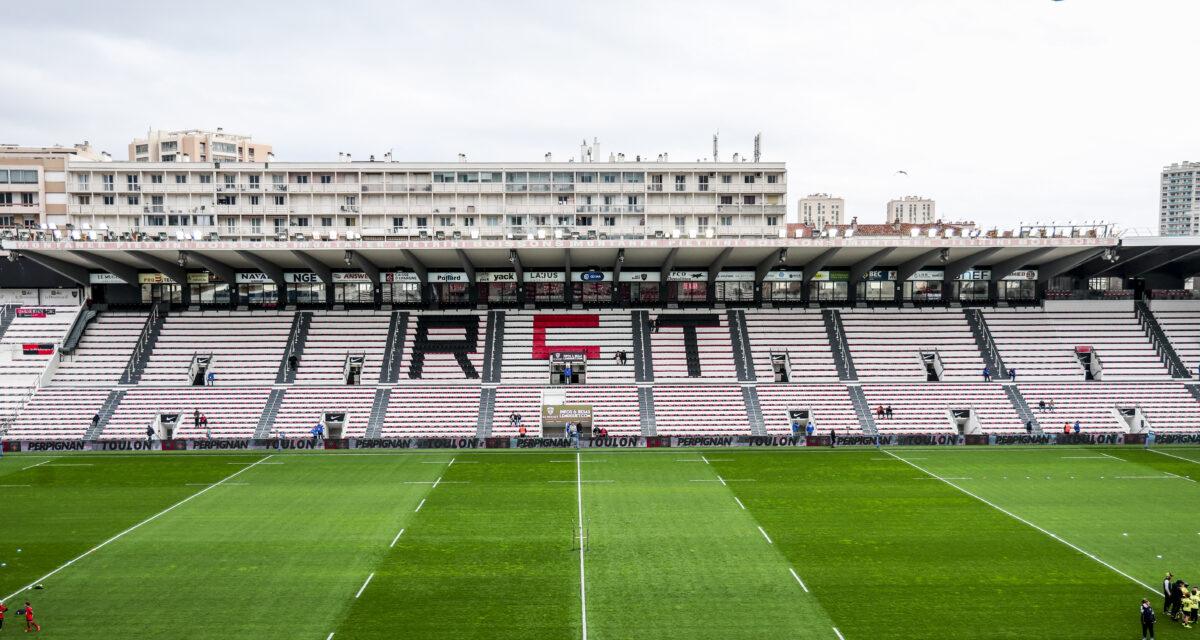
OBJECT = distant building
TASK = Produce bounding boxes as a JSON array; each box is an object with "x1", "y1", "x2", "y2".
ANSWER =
[
  {"x1": 0, "y1": 142, "x2": 102, "y2": 231},
  {"x1": 1160, "y1": 161, "x2": 1200, "y2": 236},
  {"x1": 128, "y1": 128, "x2": 272, "y2": 163},
  {"x1": 798, "y1": 193, "x2": 843, "y2": 230},
  {"x1": 886, "y1": 196, "x2": 936, "y2": 225}
]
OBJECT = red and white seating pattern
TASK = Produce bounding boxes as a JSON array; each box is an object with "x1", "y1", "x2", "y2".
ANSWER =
[
  {"x1": 649, "y1": 314, "x2": 738, "y2": 382},
  {"x1": 500, "y1": 312, "x2": 636, "y2": 384},
  {"x1": 52, "y1": 312, "x2": 148, "y2": 385},
  {"x1": 1150, "y1": 309, "x2": 1200, "y2": 374},
  {"x1": 294, "y1": 313, "x2": 390, "y2": 385},
  {"x1": 0, "y1": 305, "x2": 80, "y2": 385},
  {"x1": 272, "y1": 386, "x2": 376, "y2": 437},
  {"x1": 381, "y1": 385, "x2": 480, "y2": 437},
  {"x1": 141, "y1": 311, "x2": 293, "y2": 385},
  {"x1": 1017, "y1": 382, "x2": 1200, "y2": 432},
  {"x1": 395, "y1": 312, "x2": 488, "y2": 382},
  {"x1": 652, "y1": 385, "x2": 747, "y2": 435},
  {"x1": 3, "y1": 387, "x2": 112, "y2": 440},
  {"x1": 755, "y1": 383, "x2": 862, "y2": 435},
  {"x1": 860, "y1": 383, "x2": 1023, "y2": 434},
  {"x1": 490, "y1": 385, "x2": 542, "y2": 436},
  {"x1": 984, "y1": 309, "x2": 1169, "y2": 380},
  {"x1": 744, "y1": 311, "x2": 840, "y2": 382},
  {"x1": 842, "y1": 310, "x2": 985, "y2": 381},
  {"x1": 103, "y1": 386, "x2": 273, "y2": 439},
  {"x1": 563, "y1": 385, "x2": 640, "y2": 435}
]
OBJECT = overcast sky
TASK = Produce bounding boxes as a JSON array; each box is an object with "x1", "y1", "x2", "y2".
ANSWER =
[{"x1": 4, "y1": 0, "x2": 1197, "y2": 232}]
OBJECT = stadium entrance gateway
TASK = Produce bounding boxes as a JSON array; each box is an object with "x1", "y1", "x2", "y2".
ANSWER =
[
  {"x1": 549, "y1": 351, "x2": 587, "y2": 385},
  {"x1": 322, "y1": 412, "x2": 346, "y2": 439},
  {"x1": 155, "y1": 413, "x2": 180, "y2": 440},
  {"x1": 189, "y1": 354, "x2": 213, "y2": 386},
  {"x1": 342, "y1": 354, "x2": 365, "y2": 385}
]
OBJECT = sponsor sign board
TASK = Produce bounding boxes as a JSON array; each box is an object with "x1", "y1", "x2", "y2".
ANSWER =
[
  {"x1": 138, "y1": 273, "x2": 177, "y2": 284},
  {"x1": 430, "y1": 272, "x2": 470, "y2": 283},
  {"x1": 89, "y1": 272, "x2": 126, "y2": 284},
  {"x1": 332, "y1": 272, "x2": 372, "y2": 283},
  {"x1": 808, "y1": 270, "x2": 849, "y2": 282},
  {"x1": 763, "y1": 269, "x2": 804, "y2": 282}
]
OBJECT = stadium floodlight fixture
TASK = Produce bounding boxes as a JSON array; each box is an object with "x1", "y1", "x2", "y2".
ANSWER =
[{"x1": 910, "y1": 227, "x2": 921, "y2": 237}]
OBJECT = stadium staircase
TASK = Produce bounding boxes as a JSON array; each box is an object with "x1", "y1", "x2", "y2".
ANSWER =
[
  {"x1": 1135, "y1": 301, "x2": 1190, "y2": 379},
  {"x1": 1003, "y1": 384, "x2": 1042, "y2": 434},
  {"x1": 119, "y1": 302, "x2": 167, "y2": 385},
  {"x1": 275, "y1": 312, "x2": 312, "y2": 384},
  {"x1": 638, "y1": 387, "x2": 657, "y2": 435},
  {"x1": 378, "y1": 311, "x2": 408, "y2": 383},
  {"x1": 481, "y1": 310, "x2": 505, "y2": 383},
  {"x1": 1186, "y1": 384, "x2": 1200, "y2": 404},
  {"x1": 741, "y1": 387, "x2": 767, "y2": 436},
  {"x1": 59, "y1": 308, "x2": 98, "y2": 355},
  {"x1": 847, "y1": 385, "x2": 878, "y2": 435},
  {"x1": 0, "y1": 304, "x2": 18, "y2": 341},
  {"x1": 822, "y1": 309, "x2": 858, "y2": 380},
  {"x1": 365, "y1": 387, "x2": 390, "y2": 438},
  {"x1": 475, "y1": 387, "x2": 497, "y2": 437},
  {"x1": 631, "y1": 310, "x2": 654, "y2": 382},
  {"x1": 727, "y1": 310, "x2": 756, "y2": 382},
  {"x1": 253, "y1": 388, "x2": 287, "y2": 438},
  {"x1": 84, "y1": 388, "x2": 127, "y2": 440},
  {"x1": 964, "y1": 308, "x2": 1007, "y2": 377}
]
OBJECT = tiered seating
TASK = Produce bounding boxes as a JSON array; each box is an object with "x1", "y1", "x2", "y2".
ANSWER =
[
  {"x1": 4, "y1": 387, "x2": 112, "y2": 440},
  {"x1": 140, "y1": 311, "x2": 292, "y2": 385},
  {"x1": 755, "y1": 384, "x2": 862, "y2": 435},
  {"x1": 861, "y1": 383, "x2": 1023, "y2": 433},
  {"x1": 841, "y1": 310, "x2": 985, "y2": 381},
  {"x1": 984, "y1": 309, "x2": 1168, "y2": 380},
  {"x1": 52, "y1": 311, "x2": 148, "y2": 385},
  {"x1": 0, "y1": 387, "x2": 34, "y2": 431},
  {"x1": 649, "y1": 313, "x2": 738, "y2": 382},
  {"x1": 1017, "y1": 382, "x2": 1200, "y2": 432},
  {"x1": 500, "y1": 312, "x2": 636, "y2": 384},
  {"x1": 563, "y1": 385, "x2": 641, "y2": 435},
  {"x1": 102, "y1": 387, "x2": 272, "y2": 439},
  {"x1": 294, "y1": 313, "x2": 390, "y2": 385},
  {"x1": 1150, "y1": 309, "x2": 1200, "y2": 374},
  {"x1": 490, "y1": 386, "x2": 543, "y2": 436},
  {"x1": 395, "y1": 312, "x2": 487, "y2": 381},
  {"x1": 652, "y1": 385, "x2": 748, "y2": 435},
  {"x1": 272, "y1": 386, "x2": 377, "y2": 437},
  {"x1": 381, "y1": 385, "x2": 481, "y2": 437},
  {"x1": 744, "y1": 311, "x2": 839, "y2": 382},
  {"x1": 0, "y1": 306, "x2": 80, "y2": 385}
]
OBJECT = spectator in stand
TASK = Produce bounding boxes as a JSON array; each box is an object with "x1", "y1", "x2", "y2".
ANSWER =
[
  {"x1": 829, "y1": 429, "x2": 837, "y2": 448},
  {"x1": 199, "y1": 414, "x2": 208, "y2": 432},
  {"x1": 1063, "y1": 423, "x2": 1071, "y2": 435},
  {"x1": 791, "y1": 421, "x2": 800, "y2": 437},
  {"x1": 518, "y1": 424, "x2": 527, "y2": 438},
  {"x1": 145, "y1": 426, "x2": 155, "y2": 443},
  {"x1": 509, "y1": 412, "x2": 520, "y2": 430},
  {"x1": 91, "y1": 413, "x2": 100, "y2": 430},
  {"x1": 599, "y1": 427, "x2": 608, "y2": 437},
  {"x1": 1008, "y1": 368, "x2": 1017, "y2": 382},
  {"x1": 1025, "y1": 420, "x2": 1033, "y2": 434},
  {"x1": 193, "y1": 409, "x2": 200, "y2": 430},
  {"x1": 1073, "y1": 420, "x2": 1081, "y2": 434},
  {"x1": 1038, "y1": 400, "x2": 1046, "y2": 412},
  {"x1": 206, "y1": 371, "x2": 216, "y2": 386},
  {"x1": 652, "y1": 317, "x2": 660, "y2": 333},
  {"x1": 618, "y1": 350, "x2": 627, "y2": 365},
  {"x1": 205, "y1": 425, "x2": 212, "y2": 441},
  {"x1": 982, "y1": 366, "x2": 991, "y2": 382},
  {"x1": 1142, "y1": 599, "x2": 1157, "y2": 640},
  {"x1": 885, "y1": 405, "x2": 894, "y2": 419},
  {"x1": 805, "y1": 421, "x2": 815, "y2": 437},
  {"x1": 591, "y1": 425, "x2": 599, "y2": 438},
  {"x1": 875, "y1": 405, "x2": 885, "y2": 420},
  {"x1": 1047, "y1": 398, "x2": 1055, "y2": 412}
]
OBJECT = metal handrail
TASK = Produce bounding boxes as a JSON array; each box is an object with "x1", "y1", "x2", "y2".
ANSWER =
[{"x1": 122, "y1": 304, "x2": 160, "y2": 382}]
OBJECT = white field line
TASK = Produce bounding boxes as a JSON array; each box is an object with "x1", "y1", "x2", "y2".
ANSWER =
[
  {"x1": 0, "y1": 484, "x2": 32, "y2": 487},
  {"x1": 422, "y1": 460, "x2": 476, "y2": 464},
  {"x1": 550, "y1": 459, "x2": 606, "y2": 463},
  {"x1": 431, "y1": 476, "x2": 442, "y2": 489},
  {"x1": 881, "y1": 450, "x2": 1157, "y2": 594},
  {"x1": 833, "y1": 627, "x2": 846, "y2": 640},
  {"x1": 1149, "y1": 448, "x2": 1200, "y2": 466},
  {"x1": 1114, "y1": 476, "x2": 1176, "y2": 480},
  {"x1": 1061, "y1": 456, "x2": 1109, "y2": 459},
  {"x1": 414, "y1": 498, "x2": 426, "y2": 512},
  {"x1": 716, "y1": 475, "x2": 727, "y2": 486},
  {"x1": 390, "y1": 528, "x2": 405, "y2": 548},
  {"x1": 689, "y1": 479, "x2": 756, "y2": 483},
  {"x1": 20, "y1": 460, "x2": 54, "y2": 471},
  {"x1": 550, "y1": 479, "x2": 614, "y2": 483},
  {"x1": 2, "y1": 454, "x2": 276, "y2": 602},
  {"x1": 1098, "y1": 452, "x2": 1126, "y2": 462},
  {"x1": 701, "y1": 454, "x2": 711, "y2": 465},
  {"x1": 354, "y1": 572, "x2": 375, "y2": 599},
  {"x1": 42, "y1": 463, "x2": 93, "y2": 467},
  {"x1": 185, "y1": 482, "x2": 248, "y2": 486},
  {"x1": 914, "y1": 477, "x2": 972, "y2": 480},
  {"x1": 733, "y1": 496, "x2": 746, "y2": 510},
  {"x1": 227, "y1": 461, "x2": 283, "y2": 465},
  {"x1": 789, "y1": 568, "x2": 809, "y2": 593},
  {"x1": 576, "y1": 451, "x2": 589, "y2": 640},
  {"x1": 757, "y1": 526, "x2": 773, "y2": 544},
  {"x1": 326, "y1": 633, "x2": 335, "y2": 640},
  {"x1": 1163, "y1": 471, "x2": 1197, "y2": 483},
  {"x1": 402, "y1": 480, "x2": 469, "y2": 484}
]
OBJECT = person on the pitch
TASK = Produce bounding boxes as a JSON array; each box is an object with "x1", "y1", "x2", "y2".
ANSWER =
[
  {"x1": 18, "y1": 601, "x2": 40, "y2": 632},
  {"x1": 1142, "y1": 598, "x2": 1157, "y2": 639},
  {"x1": 0, "y1": 600, "x2": 8, "y2": 631}
]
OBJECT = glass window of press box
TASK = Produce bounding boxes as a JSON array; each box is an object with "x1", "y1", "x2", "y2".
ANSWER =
[
  {"x1": 192, "y1": 283, "x2": 233, "y2": 306},
  {"x1": 482, "y1": 282, "x2": 519, "y2": 305},
  {"x1": 574, "y1": 282, "x2": 612, "y2": 304},
  {"x1": 236, "y1": 283, "x2": 275, "y2": 307},
  {"x1": 998, "y1": 279, "x2": 1036, "y2": 300},
  {"x1": 141, "y1": 283, "x2": 182, "y2": 304},
  {"x1": 526, "y1": 283, "x2": 566, "y2": 305},
  {"x1": 809, "y1": 280, "x2": 849, "y2": 302},
  {"x1": 857, "y1": 280, "x2": 896, "y2": 301},
  {"x1": 621, "y1": 282, "x2": 660, "y2": 305},
  {"x1": 715, "y1": 281, "x2": 754, "y2": 302},
  {"x1": 335, "y1": 282, "x2": 374, "y2": 305},
  {"x1": 381, "y1": 282, "x2": 421, "y2": 305},
  {"x1": 288, "y1": 283, "x2": 326, "y2": 305},
  {"x1": 763, "y1": 281, "x2": 805, "y2": 302},
  {"x1": 904, "y1": 280, "x2": 943, "y2": 302},
  {"x1": 667, "y1": 282, "x2": 707, "y2": 303}
]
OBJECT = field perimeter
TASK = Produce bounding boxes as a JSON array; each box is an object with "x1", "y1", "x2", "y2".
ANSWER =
[{"x1": 0, "y1": 446, "x2": 1197, "y2": 638}]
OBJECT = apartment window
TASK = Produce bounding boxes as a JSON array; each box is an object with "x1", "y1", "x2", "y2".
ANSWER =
[
  {"x1": 250, "y1": 196, "x2": 260, "y2": 205},
  {"x1": 0, "y1": 194, "x2": 10, "y2": 204},
  {"x1": 102, "y1": 174, "x2": 114, "y2": 190},
  {"x1": 558, "y1": 196, "x2": 569, "y2": 205},
  {"x1": 127, "y1": 175, "x2": 139, "y2": 186},
  {"x1": 600, "y1": 173, "x2": 619, "y2": 183},
  {"x1": 439, "y1": 216, "x2": 452, "y2": 227},
  {"x1": 175, "y1": 175, "x2": 187, "y2": 184},
  {"x1": 675, "y1": 175, "x2": 686, "y2": 192},
  {"x1": 321, "y1": 217, "x2": 333, "y2": 227},
  {"x1": 720, "y1": 216, "x2": 733, "y2": 226},
  {"x1": 145, "y1": 215, "x2": 165, "y2": 226},
  {"x1": 273, "y1": 196, "x2": 285, "y2": 206},
  {"x1": 199, "y1": 174, "x2": 212, "y2": 184},
  {"x1": 575, "y1": 216, "x2": 593, "y2": 226},
  {"x1": 0, "y1": 216, "x2": 13, "y2": 226},
  {"x1": 20, "y1": 193, "x2": 35, "y2": 205},
  {"x1": 766, "y1": 216, "x2": 779, "y2": 226},
  {"x1": 295, "y1": 175, "x2": 309, "y2": 184},
  {"x1": 392, "y1": 217, "x2": 406, "y2": 228},
  {"x1": 344, "y1": 217, "x2": 356, "y2": 226},
  {"x1": 151, "y1": 174, "x2": 163, "y2": 184},
  {"x1": 160, "y1": 141, "x2": 178, "y2": 152},
  {"x1": 675, "y1": 216, "x2": 686, "y2": 227},
  {"x1": 345, "y1": 196, "x2": 357, "y2": 206},
  {"x1": 720, "y1": 196, "x2": 733, "y2": 205},
  {"x1": 603, "y1": 216, "x2": 616, "y2": 226},
  {"x1": 223, "y1": 175, "x2": 235, "y2": 186},
  {"x1": 291, "y1": 217, "x2": 310, "y2": 227},
  {"x1": 320, "y1": 175, "x2": 332, "y2": 184},
  {"x1": 626, "y1": 195, "x2": 639, "y2": 206},
  {"x1": 416, "y1": 217, "x2": 429, "y2": 227},
  {"x1": 135, "y1": 144, "x2": 149, "y2": 154},
  {"x1": 249, "y1": 175, "x2": 260, "y2": 187},
  {"x1": 721, "y1": 175, "x2": 732, "y2": 184},
  {"x1": 103, "y1": 195, "x2": 115, "y2": 205},
  {"x1": 743, "y1": 195, "x2": 756, "y2": 205},
  {"x1": 212, "y1": 141, "x2": 236, "y2": 154},
  {"x1": 576, "y1": 172, "x2": 596, "y2": 183},
  {"x1": 462, "y1": 217, "x2": 475, "y2": 226},
  {"x1": 433, "y1": 172, "x2": 456, "y2": 183},
  {"x1": 743, "y1": 175, "x2": 755, "y2": 184},
  {"x1": 127, "y1": 195, "x2": 140, "y2": 205},
  {"x1": 78, "y1": 195, "x2": 90, "y2": 205},
  {"x1": 508, "y1": 215, "x2": 524, "y2": 226},
  {"x1": 622, "y1": 172, "x2": 644, "y2": 183},
  {"x1": 557, "y1": 215, "x2": 571, "y2": 226},
  {"x1": 767, "y1": 175, "x2": 779, "y2": 184},
  {"x1": 697, "y1": 216, "x2": 709, "y2": 228}
]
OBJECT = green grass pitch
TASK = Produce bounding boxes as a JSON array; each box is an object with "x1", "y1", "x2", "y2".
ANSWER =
[{"x1": 0, "y1": 446, "x2": 1197, "y2": 638}]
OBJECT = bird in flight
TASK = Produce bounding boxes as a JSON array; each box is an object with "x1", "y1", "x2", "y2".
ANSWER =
[{"x1": 895, "y1": 170, "x2": 908, "y2": 176}]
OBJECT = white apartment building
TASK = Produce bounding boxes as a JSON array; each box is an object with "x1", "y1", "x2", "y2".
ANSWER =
[
  {"x1": 129, "y1": 128, "x2": 272, "y2": 163},
  {"x1": 1161, "y1": 161, "x2": 1200, "y2": 236},
  {"x1": 58, "y1": 159, "x2": 786, "y2": 240},
  {"x1": 0, "y1": 142, "x2": 101, "y2": 232},
  {"x1": 798, "y1": 193, "x2": 843, "y2": 230},
  {"x1": 886, "y1": 195, "x2": 936, "y2": 225}
]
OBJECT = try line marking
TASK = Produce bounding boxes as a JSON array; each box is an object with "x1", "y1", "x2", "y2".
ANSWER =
[
  {"x1": 881, "y1": 450, "x2": 1157, "y2": 595},
  {"x1": 1149, "y1": 449, "x2": 1200, "y2": 466},
  {"x1": 355, "y1": 572, "x2": 375, "y2": 599},
  {"x1": 833, "y1": 627, "x2": 846, "y2": 640},
  {"x1": 390, "y1": 528, "x2": 405, "y2": 548},
  {"x1": 575, "y1": 451, "x2": 589, "y2": 640},
  {"x1": 789, "y1": 567, "x2": 809, "y2": 593},
  {"x1": 2, "y1": 454, "x2": 276, "y2": 602},
  {"x1": 757, "y1": 526, "x2": 773, "y2": 544},
  {"x1": 20, "y1": 460, "x2": 54, "y2": 471}
]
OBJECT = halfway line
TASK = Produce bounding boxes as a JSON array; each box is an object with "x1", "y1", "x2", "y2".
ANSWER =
[
  {"x1": 576, "y1": 451, "x2": 589, "y2": 640},
  {"x1": 882, "y1": 449, "x2": 1157, "y2": 594},
  {"x1": 2, "y1": 454, "x2": 276, "y2": 602}
]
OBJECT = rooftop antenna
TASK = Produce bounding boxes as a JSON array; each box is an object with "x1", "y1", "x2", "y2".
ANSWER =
[
  {"x1": 712, "y1": 131, "x2": 719, "y2": 162},
  {"x1": 753, "y1": 132, "x2": 761, "y2": 162}
]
